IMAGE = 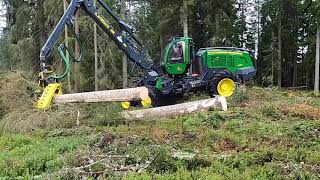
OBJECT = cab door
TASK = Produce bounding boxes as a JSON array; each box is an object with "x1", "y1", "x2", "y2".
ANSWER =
[{"x1": 163, "y1": 38, "x2": 191, "y2": 75}]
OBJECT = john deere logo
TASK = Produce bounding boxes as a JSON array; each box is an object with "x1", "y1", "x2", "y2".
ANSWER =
[{"x1": 177, "y1": 66, "x2": 182, "y2": 71}]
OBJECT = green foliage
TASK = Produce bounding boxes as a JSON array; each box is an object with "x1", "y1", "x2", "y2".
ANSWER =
[
  {"x1": 85, "y1": 103, "x2": 124, "y2": 126},
  {"x1": 257, "y1": 0, "x2": 319, "y2": 88},
  {"x1": 0, "y1": 0, "x2": 319, "y2": 178},
  {"x1": 147, "y1": 148, "x2": 178, "y2": 174},
  {"x1": 261, "y1": 104, "x2": 282, "y2": 118},
  {"x1": 0, "y1": 133, "x2": 89, "y2": 177},
  {"x1": 0, "y1": 34, "x2": 12, "y2": 70},
  {"x1": 201, "y1": 113, "x2": 226, "y2": 129},
  {"x1": 0, "y1": 87, "x2": 319, "y2": 178},
  {"x1": 230, "y1": 89, "x2": 250, "y2": 106},
  {"x1": 1, "y1": 0, "x2": 316, "y2": 90}
]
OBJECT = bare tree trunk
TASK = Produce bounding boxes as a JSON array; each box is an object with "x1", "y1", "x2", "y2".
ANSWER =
[
  {"x1": 255, "y1": 0, "x2": 260, "y2": 73},
  {"x1": 160, "y1": 34, "x2": 164, "y2": 56},
  {"x1": 94, "y1": 0, "x2": 98, "y2": 91},
  {"x1": 64, "y1": 0, "x2": 72, "y2": 93},
  {"x1": 122, "y1": 56, "x2": 128, "y2": 88},
  {"x1": 181, "y1": 0, "x2": 189, "y2": 73},
  {"x1": 315, "y1": 28, "x2": 320, "y2": 93},
  {"x1": 74, "y1": 10, "x2": 81, "y2": 93},
  {"x1": 120, "y1": 0, "x2": 128, "y2": 88},
  {"x1": 293, "y1": 55, "x2": 297, "y2": 88},
  {"x1": 277, "y1": 19, "x2": 282, "y2": 89},
  {"x1": 181, "y1": 0, "x2": 188, "y2": 37},
  {"x1": 271, "y1": 32, "x2": 275, "y2": 86},
  {"x1": 36, "y1": 0, "x2": 46, "y2": 44},
  {"x1": 215, "y1": 14, "x2": 220, "y2": 46},
  {"x1": 306, "y1": 67, "x2": 309, "y2": 89},
  {"x1": 94, "y1": 22, "x2": 98, "y2": 91}
]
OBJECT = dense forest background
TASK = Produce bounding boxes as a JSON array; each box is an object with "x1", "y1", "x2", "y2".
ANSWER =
[{"x1": 0, "y1": 0, "x2": 319, "y2": 92}]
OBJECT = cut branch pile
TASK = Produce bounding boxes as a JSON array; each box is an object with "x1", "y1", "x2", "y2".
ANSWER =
[{"x1": 0, "y1": 72, "x2": 84, "y2": 133}]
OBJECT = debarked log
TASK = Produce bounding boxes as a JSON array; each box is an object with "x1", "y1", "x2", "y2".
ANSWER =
[
  {"x1": 122, "y1": 96, "x2": 227, "y2": 120},
  {"x1": 53, "y1": 87, "x2": 149, "y2": 103}
]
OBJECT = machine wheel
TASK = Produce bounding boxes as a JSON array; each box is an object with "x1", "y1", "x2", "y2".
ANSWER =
[
  {"x1": 121, "y1": 101, "x2": 131, "y2": 109},
  {"x1": 121, "y1": 101, "x2": 141, "y2": 109},
  {"x1": 121, "y1": 89, "x2": 159, "y2": 109},
  {"x1": 208, "y1": 70, "x2": 236, "y2": 97},
  {"x1": 139, "y1": 89, "x2": 159, "y2": 108}
]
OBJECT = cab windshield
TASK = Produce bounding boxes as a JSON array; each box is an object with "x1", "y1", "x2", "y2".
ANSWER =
[{"x1": 168, "y1": 41, "x2": 185, "y2": 64}]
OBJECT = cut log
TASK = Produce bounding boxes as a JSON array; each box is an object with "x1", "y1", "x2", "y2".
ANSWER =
[
  {"x1": 122, "y1": 96, "x2": 227, "y2": 120},
  {"x1": 53, "y1": 87, "x2": 149, "y2": 103}
]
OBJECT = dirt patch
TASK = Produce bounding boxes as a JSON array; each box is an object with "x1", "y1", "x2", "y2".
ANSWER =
[
  {"x1": 216, "y1": 138, "x2": 239, "y2": 152},
  {"x1": 165, "y1": 131, "x2": 197, "y2": 145},
  {"x1": 180, "y1": 131, "x2": 197, "y2": 143},
  {"x1": 151, "y1": 128, "x2": 170, "y2": 143},
  {"x1": 279, "y1": 103, "x2": 320, "y2": 120},
  {"x1": 94, "y1": 132, "x2": 115, "y2": 149}
]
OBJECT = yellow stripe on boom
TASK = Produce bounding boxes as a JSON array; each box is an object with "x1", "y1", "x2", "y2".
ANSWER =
[
  {"x1": 36, "y1": 83, "x2": 62, "y2": 110},
  {"x1": 95, "y1": 12, "x2": 110, "y2": 29}
]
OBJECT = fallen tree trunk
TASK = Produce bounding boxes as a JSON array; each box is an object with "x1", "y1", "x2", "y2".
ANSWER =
[
  {"x1": 122, "y1": 96, "x2": 227, "y2": 120},
  {"x1": 53, "y1": 87, "x2": 149, "y2": 103}
]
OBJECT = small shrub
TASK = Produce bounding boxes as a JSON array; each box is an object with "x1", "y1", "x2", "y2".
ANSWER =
[
  {"x1": 88, "y1": 103, "x2": 125, "y2": 126},
  {"x1": 202, "y1": 113, "x2": 225, "y2": 129},
  {"x1": 185, "y1": 156, "x2": 211, "y2": 170},
  {"x1": 230, "y1": 90, "x2": 249, "y2": 106},
  {"x1": 292, "y1": 170, "x2": 318, "y2": 180},
  {"x1": 261, "y1": 105, "x2": 282, "y2": 119},
  {"x1": 147, "y1": 148, "x2": 178, "y2": 174},
  {"x1": 181, "y1": 116, "x2": 201, "y2": 131},
  {"x1": 255, "y1": 151, "x2": 274, "y2": 165}
]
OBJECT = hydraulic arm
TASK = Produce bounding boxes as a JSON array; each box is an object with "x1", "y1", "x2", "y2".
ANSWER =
[
  {"x1": 38, "y1": 0, "x2": 162, "y2": 86},
  {"x1": 36, "y1": 0, "x2": 256, "y2": 111}
]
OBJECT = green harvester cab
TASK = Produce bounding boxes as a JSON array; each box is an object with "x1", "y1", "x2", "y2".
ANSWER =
[{"x1": 159, "y1": 37, "x2": 256, "y2": 98}]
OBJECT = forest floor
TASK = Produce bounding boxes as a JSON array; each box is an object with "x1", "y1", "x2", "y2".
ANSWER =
[{"x1": 0, "y1": 72, "x2": 320, "y2": 179}]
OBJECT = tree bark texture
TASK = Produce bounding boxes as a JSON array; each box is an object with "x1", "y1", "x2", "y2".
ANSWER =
[
  {"x1": 120, "y1": 0, "x2": 128, "y2": 88},
  {"x1": 74, "y1": 10, "x2": 81, "y2": 93},
  {"x1": 63, "y1": 0, "x2": 72, "y2": 93},
  {"x1": 181, "y1": 0, "x2": 188, "y2": 37},
  {"x1": 94, "y1": 0, "x2": 99, "y2": 92},
  {"x1": 277, "y1": 19, "x2": 282, "y2": 88},
  {"x1": 315, "y1": 28, "x2": 320, "y2": 93},
  {"x1": 271, "y1": 32, "x2": 275, "y2": 85},
  {"x1": 293, "y1": 55, "x2": 297, "y2": 87}
]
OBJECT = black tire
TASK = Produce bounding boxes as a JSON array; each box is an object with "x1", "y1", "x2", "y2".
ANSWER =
[
  {"x1": 207, "y1": 70, "x2": 236, "y2": 97},
  {"x1": 149, "y1": 89, "x2": 159, "y2": 107}
]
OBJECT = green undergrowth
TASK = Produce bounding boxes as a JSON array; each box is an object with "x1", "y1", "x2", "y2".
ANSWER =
[{"x1": 0, "y1": 86, "x2": 319, "y2": 179}]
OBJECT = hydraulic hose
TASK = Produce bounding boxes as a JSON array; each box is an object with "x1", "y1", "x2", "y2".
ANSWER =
[
  {"x1": 48, "y1": 36, "x2": 85, "y2": 81},
  {"x1": 64, "y1": 35, "x2": 85, "y2": 63},
  {"x1": 48, "y1": 44, "x2": 71, "y2": 80}
]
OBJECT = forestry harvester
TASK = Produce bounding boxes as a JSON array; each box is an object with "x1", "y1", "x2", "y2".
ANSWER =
[{"x1": 36, "y1": 0, "x2": 256, "y2": 110}]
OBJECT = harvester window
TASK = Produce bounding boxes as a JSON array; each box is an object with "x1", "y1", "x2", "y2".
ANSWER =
[{"x1": 168, "y1": 41, "x2": 185, "y2": 64}]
